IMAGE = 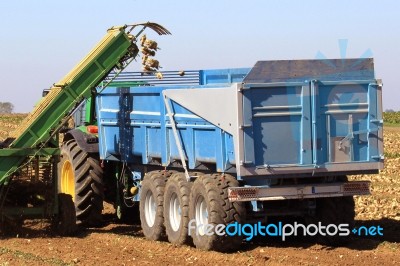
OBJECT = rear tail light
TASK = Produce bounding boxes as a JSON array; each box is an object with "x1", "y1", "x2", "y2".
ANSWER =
[{"x1": 87, "y1": 125, "x2": 98, "y2": 134}]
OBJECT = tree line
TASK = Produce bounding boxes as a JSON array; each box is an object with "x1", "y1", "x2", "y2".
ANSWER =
[{"x1": 0, "y1": 102, "x2": 14, "y2": 114}]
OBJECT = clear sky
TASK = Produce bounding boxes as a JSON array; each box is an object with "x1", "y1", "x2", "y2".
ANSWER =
[{"x1": 0, "y1": 0, "x2": 398, "y2": 112}]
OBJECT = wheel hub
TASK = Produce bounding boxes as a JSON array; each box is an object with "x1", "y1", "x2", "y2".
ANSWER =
[
  {"x1": 169, "y1": 192, "x2": 181, "y2": 231},
  {"x1": 61, "y1": 160, "x2": 75, "y2": 201},
  {"x1": 194, "y1": 195, "x2": 208, "y2": 236},
  {"x1": 144, "y1": 191, "x2": 156, "y2": 227}
]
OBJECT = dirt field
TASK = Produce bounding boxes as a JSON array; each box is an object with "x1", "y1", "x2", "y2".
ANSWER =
[
  {"x1": 1, "y1": 118, "x2": 399, "y2": 265},
  {"x1": 0, "y1": 211, "x2": 398, "y2": 266}
]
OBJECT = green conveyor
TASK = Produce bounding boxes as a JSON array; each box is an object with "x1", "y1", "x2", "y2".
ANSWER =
[{"x1": 0, "y1": 23, "x2": 170, "y2": 185}]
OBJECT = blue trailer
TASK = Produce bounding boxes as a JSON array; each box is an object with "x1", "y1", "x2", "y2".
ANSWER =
[
  {"x1": 0, "y1": 22, "x2": 383, "y2": 251},
  {"x1": 90, "y1": 58, "x2": 383, "y2": 251}
]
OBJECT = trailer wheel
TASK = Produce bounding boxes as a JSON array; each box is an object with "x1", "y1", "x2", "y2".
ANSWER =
[
  {"x1": 163, "y1": 172, "x2": 192, "y2": 245},
  {"x1": 139, "y1": 171, "x2": 170, "y2": 241},
  {"x1": 59, "y1": 139, "x2": 104, "y2": 226},
  {"x1": 189, "y1": 174, "x2": 245, "y2": 252}
]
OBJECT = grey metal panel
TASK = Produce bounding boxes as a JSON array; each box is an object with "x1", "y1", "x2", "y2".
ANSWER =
[
  {"x1": 243, "y1": 59, "x2": 375, "y2": 83},
  {"x1": 163, "y1": 85, "x2": 239, "y2": 136},
  {"x1": 331, "y1": 137, "x2": 351, "y2": 162}
]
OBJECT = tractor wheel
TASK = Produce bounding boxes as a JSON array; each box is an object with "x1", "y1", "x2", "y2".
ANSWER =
[
  {"x1": 139, "y1": 171, "x2": 169, "y2": 241},
  {"x1": 189, "y1": 174, "x2": 245, "y2": 252},
  {"x1": 58, "y1": 139, "x2": 104, "y2": 226},
  {"x1": 55, "y1": 193, "x2": 78, "y2": 235},
  {"x1": 163, "y1": 172, "x2": 192, "y2": 245}
]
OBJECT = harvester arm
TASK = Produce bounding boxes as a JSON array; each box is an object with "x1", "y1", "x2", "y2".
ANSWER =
[{"x1": 0, "y1": 22, "x2": 169, "y2": 185}]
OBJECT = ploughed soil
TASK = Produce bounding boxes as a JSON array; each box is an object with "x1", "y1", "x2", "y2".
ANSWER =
[
  {"x1": 0, "y1": 209, "x2": 398, "y2": 266},
  {"x1": 0, "y1": 125, "x2": 399, "y2": 265},
  {"x1": 0, "y1": 203, "x2": 399, "y2": 266}
]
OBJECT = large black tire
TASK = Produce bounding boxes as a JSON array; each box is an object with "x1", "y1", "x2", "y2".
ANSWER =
[
  {"x1": 55, "y1": 193, "x2": 78, "y2": 235},
  {"x1": 59, "y1": 139, "x2": 104, "y2": 226},
  {"x1": 163, "y1": 172, "x2": 192, "y2": 245},
  {"x1": 139, "y1": 170, "x2": 172, "y2": 241},
  {"x1": 189, "y1": 174, "x2": 245, "y2": 252}
]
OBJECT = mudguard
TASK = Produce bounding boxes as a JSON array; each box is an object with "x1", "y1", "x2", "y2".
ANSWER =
[{"x1": 64, "y1": 129, "x2": 99, "y2": 153}]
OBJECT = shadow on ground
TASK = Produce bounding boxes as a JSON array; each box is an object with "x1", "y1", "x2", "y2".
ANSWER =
[
  {"x1": 242, "y1": 218, "x2": 399, "y2": 252},
  {"x1": 1, "y1": 215, "x2": 398, "y2": 253}
]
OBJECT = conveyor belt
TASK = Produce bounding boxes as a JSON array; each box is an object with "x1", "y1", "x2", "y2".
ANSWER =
[{"x1": 0, "y1": 27, "x2": 136, "y2": 185}]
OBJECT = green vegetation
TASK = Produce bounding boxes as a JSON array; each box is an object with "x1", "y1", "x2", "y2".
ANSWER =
[{"x1": 383, "y1": 111, "x2": 400, "y2": 126}]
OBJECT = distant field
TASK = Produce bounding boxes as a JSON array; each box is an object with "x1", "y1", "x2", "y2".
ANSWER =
[
  {"x1": 0, "y1": 113, "x2": 26, "y2": 141},
  {"x1": 383, "y1": 111, "x2": 400, "y2": 126}
]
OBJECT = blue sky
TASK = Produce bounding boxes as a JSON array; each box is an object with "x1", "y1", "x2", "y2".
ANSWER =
[{"x1": 0, "y1": 0, "x2": 398, "y2": 112}]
